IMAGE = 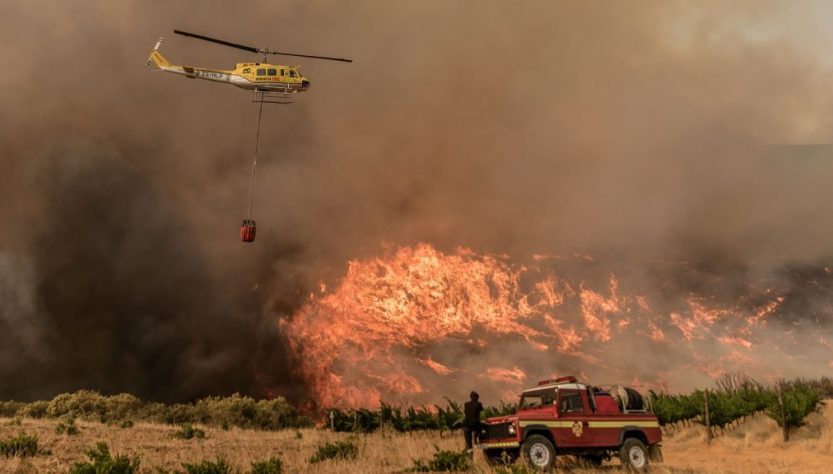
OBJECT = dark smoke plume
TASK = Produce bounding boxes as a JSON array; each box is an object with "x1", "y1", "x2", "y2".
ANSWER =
[{"x1": 0, "y1": 138, "x2": 308, "y2": 401}]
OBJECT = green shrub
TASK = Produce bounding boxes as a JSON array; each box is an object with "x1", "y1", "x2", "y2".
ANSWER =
[
  {"x1": 254, "y1": 397, "x2": 313, "y2": 430},
  {"x1": 250, "y1": 457, "x2": 283, "y2": 474},
  {"x1": 5, "y1": 417, "x2": 22, "y2": 426},
  {"x1": 173, "y1": 424, "x2": 206, "y2": 440},
  {"x1": 0, "y1": 433, "x2": 39, "y2": 458},
  {"x1": 649, "y1": 391, "x2": 702, "y2": 426},
  {"x1": 494, "y1": 464, "x2": 537, "y2": 474},
  {"x1": 56, "y1": 417, "x2": 80, "y2": 435},
  {"x1": 44, "y1": 391, "x2": 139, "y2": 422},
  {"x1": 69, "y1": 442, "x2": 139, "y2": 474},
  {"x1": 704, "y1": 387, "x2": 773, "y2": 429},
  {"x1": 191, "y1": 394, "x2": 312, "y2": 431},
  {"x1": 481, "y1": 400, "x2": 517, "y2": 419},
  {"x1": 120, "y1": 420, "x2": 134, "y2": 429},
  {"x1": 409, "y1": 447, "x2": 470, "y2": 472},
  {"x1": 163, "y1": 403, "x2": 197, "y2": 425},
  {"x1": 309, "y1": 440, "x2": 359, "y2": 463},
  {"x1": 103, "y1": 393, "x2": 143, "y2": 421},
  {"x1": 18, "y1": 401, "x2": 49, "y2": 419},
  {"x1": 0, "y1": 401, "x2": 24, "y2": 418},
  {"x1": 181, "y1": 458, "x2": 232, "y2": 474},
  {"x1": 766, "y1": 383, "x2": 822, "y2": 433},
  {"x1": 136, "y1": 402, "x2": 167, "y2": 421},
  {"x1": 48, "y1": 390, "x2": 107, "y2": 419},
  {"x1": 328, "y1": 399, "x2": 512, "y2": 433}
]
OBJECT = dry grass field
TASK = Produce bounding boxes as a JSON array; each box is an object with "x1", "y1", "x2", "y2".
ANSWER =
[{"x1": 1, "y1": 403, "x2": 832, "y2": 473}]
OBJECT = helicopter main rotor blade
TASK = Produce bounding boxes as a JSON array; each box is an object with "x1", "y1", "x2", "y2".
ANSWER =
[
  {"x1": 174, "y1": 29, "x2": 259, "y2": 54},
  {"x1": 174, "y1": 29, "x2": 352, "y2": 63},
  {"x1": 268, "y1": 51, "x2": 353, "y2": 63}
]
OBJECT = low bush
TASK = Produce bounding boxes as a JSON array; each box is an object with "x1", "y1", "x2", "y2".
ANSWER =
[
  {"x1": 309, "y1": 439, "x2": 359, "y2": 463},
  {"x1": 705, "y1": 386, "x2": 773, "y2": 429},
  {"x1": 181, "y1": 458, "x2": 232, "y2": 474},
  {"x1": 4, "y1": 392, "x2": 310, "y2": 432},
  {"x1": 5, "y1": 417, "x2": 22, "y2": 426},
  {"x1": 56, "y1": 417, "x2": 80, "y2": 435},
  {"x1": 18, "y1": 401, "x2": 48, "y2": 419},
  {"x1": 173, "y1": 424, "x2": 206, "y2": 440},
  {"x1": 48, "y1": 390, "x2": 107, "y2": 419},
  {"x1": 192, "y1": 394, "x2": 312, "y2": 430},
  {"x1": 766, "y1": 382, "x2": 822, "y2": 433},
  {"x1": 409, "y1": 447, "x2": 470, "y2": 472},
  {"x1": 649, "y1": 391, "x2": 702, "y2": 426},
  {"x1": 69, "y1": 442, "x2": 139, "y2": 474},
  {"x1": 494, "y1": 465, "x2": 537, "y2": 474},
  {"x1": 481, "y1": 400, "x2": 517, "y2": 419},
  {"x1": 164, "y1": 403, "x2": 197, "y2": 425},
  {"x1": 0, "y1": 401, "x2": 23, "y2": 418},
  {"x1": 120, "y1": 420, "x2": 134, "y2": 429},
  {"x1": 330, "y1": 399, "x2": 517, "y2": 434},
  {"x1": 0, "y1": 433, "x2": 39, "y2": 458},
  {"x1": 250, "y1": 456, "x2": 284, "y2": 474},
  {"x1": 104, "y1": 393, "x2": 142, "y2": 420}
]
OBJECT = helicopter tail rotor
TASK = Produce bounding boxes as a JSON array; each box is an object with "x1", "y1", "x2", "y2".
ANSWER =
[{"x1": 146, "y1": 37, "x2": 168, "y2": 67}]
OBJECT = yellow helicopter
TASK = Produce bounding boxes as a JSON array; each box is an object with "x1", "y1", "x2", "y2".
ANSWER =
[{"x1": 147, "y1": 30, "x2": 352, "y2": 103}]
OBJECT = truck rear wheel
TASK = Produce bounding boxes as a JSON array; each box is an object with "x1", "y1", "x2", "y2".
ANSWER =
[
  {"x1": 522, "y1": 434, "x2": 556, "y2": 470},
  {"x1": 619, "y1": 438, "x2": 649, "y2": 471}
]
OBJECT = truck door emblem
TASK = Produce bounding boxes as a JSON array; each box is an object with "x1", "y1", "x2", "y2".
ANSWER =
[{"x1": 571, "y1": 421, "x2": 583, "y2": 437}]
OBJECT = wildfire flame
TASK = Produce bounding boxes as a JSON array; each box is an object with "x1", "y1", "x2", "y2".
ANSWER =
[{"x1": 282, "y1": 244, "x2": 828, "y2": 409}]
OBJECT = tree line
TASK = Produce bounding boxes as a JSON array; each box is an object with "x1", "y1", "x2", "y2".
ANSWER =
[
  {"x1": 650, "y1": 375, "x2": 829, "y2": 440},
  {"x1": 0, "y1": 376, "x2": 827, "y2": 438}
]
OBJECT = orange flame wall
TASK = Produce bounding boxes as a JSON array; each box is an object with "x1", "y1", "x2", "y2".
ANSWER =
[{"x1": 282, "y1": 244, "x2": 829, "y2": 409}]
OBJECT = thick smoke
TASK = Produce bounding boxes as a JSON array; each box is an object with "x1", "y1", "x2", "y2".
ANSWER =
[{"x1": 1, "y1": 1, "x2": 833, "y2": 402}]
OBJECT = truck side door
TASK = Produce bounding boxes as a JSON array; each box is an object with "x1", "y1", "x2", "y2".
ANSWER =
[{"x1": 554, "y1": 389, "x2": 593, "y2": 447}]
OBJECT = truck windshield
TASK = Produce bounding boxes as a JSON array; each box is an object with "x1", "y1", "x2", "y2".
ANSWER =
[{"x1": 519, "y1": 388, "x2": 557, "y2": 409}]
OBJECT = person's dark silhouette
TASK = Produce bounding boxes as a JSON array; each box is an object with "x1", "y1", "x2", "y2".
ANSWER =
[{"x1": 463, "y1": 391, "x2": 483, "y2": 457}]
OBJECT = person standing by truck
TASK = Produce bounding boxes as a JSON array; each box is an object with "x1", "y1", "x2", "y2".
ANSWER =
[{"x1": 463, "y1": 391, "x2": 483, "y2": 458}]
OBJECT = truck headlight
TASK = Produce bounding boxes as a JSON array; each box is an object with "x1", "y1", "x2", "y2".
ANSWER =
[{"x1": 508, "y1": 423, "x2": 516, "y2": 435}]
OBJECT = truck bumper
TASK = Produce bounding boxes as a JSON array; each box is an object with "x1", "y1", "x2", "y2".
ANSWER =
[{"x1": 477, "y1": 441, "x2": 520, "y2": 450}]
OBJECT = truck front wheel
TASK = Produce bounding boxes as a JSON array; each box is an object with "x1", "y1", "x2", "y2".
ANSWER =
[
  {"x1": 521, "y1": 434, "x2": 556, "y2": 470},
  {"x1": 619, "y1": 438, "x2": 649, "y2": 471}
]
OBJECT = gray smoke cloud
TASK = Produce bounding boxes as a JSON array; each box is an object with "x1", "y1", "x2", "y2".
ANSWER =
[{"x1": 1, "y1": 0, "x2": 833, "y2": 402}]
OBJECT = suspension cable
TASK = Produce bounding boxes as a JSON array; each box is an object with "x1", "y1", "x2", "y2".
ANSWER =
[{"x1": 246, "y1": 97, "x2": 265, "y2": 219}]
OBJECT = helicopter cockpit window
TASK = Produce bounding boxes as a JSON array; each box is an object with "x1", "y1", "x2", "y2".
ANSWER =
[
  {"x1": 289, "y1": 70, "x2": 297, "y2": 78},
  {"x1": 256, "y1": 68, "x2": 266, "y2": 76},
  {"x1": 267, "y1": 68, "x2": 277, "y2": 76}
]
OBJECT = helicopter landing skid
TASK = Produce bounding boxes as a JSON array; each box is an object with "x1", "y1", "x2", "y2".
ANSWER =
[{"x1": 253, "y1": 90, "x2": 293, "y2": 105}]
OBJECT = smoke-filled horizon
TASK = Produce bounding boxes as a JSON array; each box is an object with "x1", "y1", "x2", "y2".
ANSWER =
[{"x1": 1, "y1": 0, "x2": 833, "y2": 403}]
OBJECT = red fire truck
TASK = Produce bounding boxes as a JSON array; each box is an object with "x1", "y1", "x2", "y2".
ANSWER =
[{"x1": 477, "y1": 376, "x2": 663, "y2": 470}]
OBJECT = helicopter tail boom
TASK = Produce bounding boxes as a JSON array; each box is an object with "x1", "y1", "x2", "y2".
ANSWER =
[
  {"x1": 148, "y1": 50, "x2": 172, "y2": 69},
  {"x1": 146, "y1": 37, "x2": 171, "y2": 68}
]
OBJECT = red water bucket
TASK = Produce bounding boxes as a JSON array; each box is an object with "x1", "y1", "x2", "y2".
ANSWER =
[{"x1": 240, "y1": 219, "x2": 256, "y2": 242}]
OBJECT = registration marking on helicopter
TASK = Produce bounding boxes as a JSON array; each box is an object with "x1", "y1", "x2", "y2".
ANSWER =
[{"x1": 194, "y1": 70, "x2": 229, "y2": 80}]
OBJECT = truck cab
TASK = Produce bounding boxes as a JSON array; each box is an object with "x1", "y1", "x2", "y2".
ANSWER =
[{"x1": 478, "y1": 376, "x2": 663, "y2": 470}]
